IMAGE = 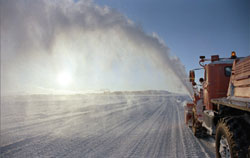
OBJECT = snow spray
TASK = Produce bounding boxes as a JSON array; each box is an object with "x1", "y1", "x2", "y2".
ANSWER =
[{"x1": 1, "y1": 0, "x2": 193, "y2": 96}]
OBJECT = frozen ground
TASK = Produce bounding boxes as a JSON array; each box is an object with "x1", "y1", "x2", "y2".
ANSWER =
[{"x1": 1, "y1": 92, "x2": 215, "y2": 158}]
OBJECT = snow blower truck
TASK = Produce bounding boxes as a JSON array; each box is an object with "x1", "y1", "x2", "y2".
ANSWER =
[{"x1": 184, "y1": 52, "x2": 250, "y2": 158}]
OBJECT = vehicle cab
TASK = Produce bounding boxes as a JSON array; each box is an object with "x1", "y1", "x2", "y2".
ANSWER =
[{"x1": 202, "y1": 55, "x2": 235, "y2": 111}]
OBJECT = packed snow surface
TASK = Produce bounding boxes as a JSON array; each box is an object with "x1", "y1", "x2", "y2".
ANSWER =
[{"x1": 1, "y1": 92, "x2": 215, "y2": 157}]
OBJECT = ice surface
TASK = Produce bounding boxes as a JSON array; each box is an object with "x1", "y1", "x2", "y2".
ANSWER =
[{"x1": 1, "y1": 92, "x2": 215, "y2": 158}]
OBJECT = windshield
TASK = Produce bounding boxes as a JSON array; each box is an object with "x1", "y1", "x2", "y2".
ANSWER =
[{"x1": 225, "y1": 66, "x2": 232, "y2": 77}]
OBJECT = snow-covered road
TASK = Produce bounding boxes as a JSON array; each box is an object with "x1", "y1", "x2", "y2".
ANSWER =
[{"x1": 1, "y1": 93, "x2": 215, "y2": 157}]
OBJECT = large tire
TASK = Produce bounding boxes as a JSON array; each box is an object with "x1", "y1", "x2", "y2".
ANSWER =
[
  {"x1": 192, "y1": 113, "x2": 197, "y2": 137},
  {"x1": 192, "y1": 112, "x2": 201, "y2": 137},
  {"x1": 192, "y1": 112, "x2": 204, "y2": 138},
  {"x1": 215, "y1": 117, "x2": 250, "y2": 158}
]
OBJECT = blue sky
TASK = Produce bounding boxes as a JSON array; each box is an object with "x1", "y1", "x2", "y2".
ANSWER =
[{"x1": 94, "y1": 0, "x2": 249, "y2": 76}]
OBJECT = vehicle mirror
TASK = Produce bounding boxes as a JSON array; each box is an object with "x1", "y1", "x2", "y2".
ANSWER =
[
  {"x1": 199, "y1": 78, "x2": 204, "y2": 83},
  {"x1": 189, "y1": 70, "x2": 195, "y2": 83}
]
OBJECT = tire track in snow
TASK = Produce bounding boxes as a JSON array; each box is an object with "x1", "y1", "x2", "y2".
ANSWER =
[
  {"x1": 1, "y1": 95, "x2": 215, "y2": 158},
  {"x1": 175, "y1": 101, "x2": 212, "y2": 158},
  {"x1": 144, "y1": 103, "x2": 170, "y2": 158},
  {"x1": 125, "y1": 103, "x2": 166, "y2": 158},
  {"x1": 1, "y1": 97, "x2": 154, "y2": 157},
  {"x1": 33, "y1": 104, "x2": 158, "y2": 157},
  {"x1": 66, "y1": 98, "x2": 165, "y2": 157}
]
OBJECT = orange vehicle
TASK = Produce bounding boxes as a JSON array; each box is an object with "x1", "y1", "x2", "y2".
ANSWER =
[{"x1": 185, "y1": 52, "x2": 250, "y2": 157}]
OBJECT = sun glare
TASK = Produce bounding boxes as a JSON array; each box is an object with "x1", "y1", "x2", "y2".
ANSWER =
[{"x1": 57, "y1": 71, "x2": 72, "y2": 86}]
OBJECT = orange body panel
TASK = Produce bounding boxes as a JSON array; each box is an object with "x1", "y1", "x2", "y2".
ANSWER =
[
  {"x1": 185, "y1": 102, "x2": 194, "y2": 125},
  {"x1": 203, "y1": 63, "x2": 232, "y2": 110},
  {"x1": 186, "y1": 102, "x2": 194, "y2": 108}
]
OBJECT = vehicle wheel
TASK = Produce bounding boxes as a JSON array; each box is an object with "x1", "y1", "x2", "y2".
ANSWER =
[
  {"x1": 192, "y1": 112, "x2": 203, "y2": 138},
  {"x1": 216, "y1": 117, "x2": 250, "y2": 158},
  {"x1": 192, "y1": 124, "x2": 197, "y2": 137},
  {"x1": 192, "y1": 113, "x2": 198, "y2": 137}
]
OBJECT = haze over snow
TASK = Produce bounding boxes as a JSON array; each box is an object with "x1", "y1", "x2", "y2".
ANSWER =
[{"x1": 1, "y1": 0, "x2": 192, "y2": 96}]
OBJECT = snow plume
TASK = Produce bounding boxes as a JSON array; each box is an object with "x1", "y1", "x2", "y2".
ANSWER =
[{"x1": 1, "y1": 0, "x2": 193, "y2": 96}]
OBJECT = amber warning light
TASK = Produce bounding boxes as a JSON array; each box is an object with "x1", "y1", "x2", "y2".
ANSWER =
[{"x1": 231, "y1": 51, "x2": 237, "y2": 59}]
